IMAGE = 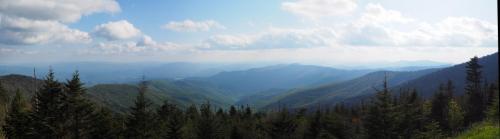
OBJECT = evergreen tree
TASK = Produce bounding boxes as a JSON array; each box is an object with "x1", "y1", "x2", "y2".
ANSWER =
[
  {"x1": 125, "y1": 80, "x2": 157, "y2": 139},
  {"x1": 31, "y1": 69, "x2": 66, "y2": 138},
  {"x1": 195, "y1": 102, "x2": 222, "y2": 139},
  {"x1": 416, "y1": 120, "x2": 444, "y2": 139},
  {"x1": 322, "y1": 112, "x2": 350, "y2": 139},
  {"x1": 0, "y1": 80, "x2": 8, "y2": 105},
  {"x1": 447, "y1": 99, "x2": 464, "y2": 135},
  {"x1": 485, "y1": 87, "x2": 499, "y2": 124},
  {"x1": 267, "y1": 108, "x2": 297, "y2": 139},
  {"x1": 63, "y1": 71, "x2": 96, "y2": 139},
  {"x1": 2, "y1": 90, "x2": 31, "y2": 139},
  {"x1": 464, "y1": 56, "x2": 485, "y2": 124},
  {"x1": 396, "y1": 89, "x2": 424, "y2": 139},
  {"x1": 182, "y1": 104, "x2": 199, "y2": 139},
  {"x1": 363, "y1": 77, "x2": 397, "y2": 139},
  {"x1": 0, "y1": 81, "x2": 8, "y2": 130},
  {"x1": 430, "y1": 83, "x2": 451, "y2": 132},
  {"x1": 485, "y1": 82, "x2": 498, "y2": 108},
  {"x1": 304, "y1": 109, "x2": 322, "y2": 139},
  {"x1": 157, "y1": 101, "x2": 184, "y2": 139},
  {"x1": 89, "y1": 108, "x2": 122, "y2": 139}
]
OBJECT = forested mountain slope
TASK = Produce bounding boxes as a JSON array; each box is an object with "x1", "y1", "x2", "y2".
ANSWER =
[
  {"x1": 196, "y1": 64, "x2": 372, "y2": 98},
  {"x1": 394, "y1": 53, "x2": 498, "y2": 97},
  {"x1": 260, "y1": 68, "x2": 439, "y2": 109}
]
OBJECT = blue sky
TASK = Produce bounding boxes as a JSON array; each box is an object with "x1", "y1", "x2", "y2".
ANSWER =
[{"x1": 0, "y1": 0, "x2": 497, "y2": 66}]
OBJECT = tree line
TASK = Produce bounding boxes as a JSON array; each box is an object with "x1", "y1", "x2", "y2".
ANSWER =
[{"x1": 0, "y1": 56, "x2": 498, "y2": 139}]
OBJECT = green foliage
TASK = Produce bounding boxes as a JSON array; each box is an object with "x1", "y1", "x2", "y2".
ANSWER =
[
  {"x1": 267, "y1": 108, "x2": 298, "y2": 139},
  {"x1": 89, "y1": 107, "x2": 123, "y2": 139},
  {"x1": 195, "y1": 102, "x2": 223, "y2": 139},
  {"x1": 363, "y1": 78, "x2": 398, "y2": 138},
  {"x1": 465, "y1": 56, "x2": 486, "y2": 124},
  {"x1": 2, "y1": 90, "x2": 31, "y2": 139},
  {"x1": 457, "y1": 122, "x2": 500, "y2": 139},
  {"x1": 63, "y1": 71, "x2": 97, "y2": 139},
  {"x1": 416, "y1": 120, "x2": 445, "y2": 139},
  {"x1": 124, "y1": 81, "x2": 158, "y2": 139},
  {"x1": 448, "y1": 99, "x2": 464, "y2": 135},
  {"x1": 485, "y1": 82, "x2": 499, "y2": 124},
  {"x1": 31, "y1": 69, "x2": 67, "y2": 138}
]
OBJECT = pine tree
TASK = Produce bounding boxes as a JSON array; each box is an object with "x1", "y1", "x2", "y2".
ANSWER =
[
  {"x1": 63, "y1": 71, "x2": 96, "y2": 139},
  {"x1": 125, "y1": 80, "x2": 157, "y2": 139},
  {"x1": 396, "y1": 89, "x2": 424, "y2": 139},
  {"x1": 464, "y1": 56, "x2": 485, "y2": 124},
  {"x1": 0, "y1": 80, "x2": 8, "y2": 105},
  {"x1": 485, "y1": 86, "x2": 499, "y2": 124},
  {"x1": 196, "y1": 102, "x2": 222, "y2": 139},
  {"x1": 416, "y1": 120, "x2": 444, "y2": 139},
  {"x1": 182, "y1": 104, "x2": 199, "y2": 139},
  {"x1": 89, "y1": 108, "x2": 122, "y2": 139},
  {"x1": 2, "y1": 90, "x2": 31, "y2": 139},
  {"x1": 304, "y1": 109, "x2": 322, "y2": 139},
  {"x1": 165, "y1": 107, "x2": 184, "y2": 139},
  {"x1": 0, "y1": 81, "x2": 8, "y2": 130},
  {"x1": 447, "y1": 99, "x2": 464, "y2": 135},
  {"x1": 430, "y1": 83, "x2": 450, "y2": 132},
  {"x1": 267, "y1": 108, "x2": 297, "y2": 139},
  {"x1": 322, "y1": 112, "x2": 350, "y2": 139},
  {"x1": 157, "y1": 101, "x2": 184, "y2": 139},
  {"x1": 31, "y1": 69, "x2": 66, "y2": 139},
  {"x1": 363, "y1": 77, "x2": 397, "y2": 138}
]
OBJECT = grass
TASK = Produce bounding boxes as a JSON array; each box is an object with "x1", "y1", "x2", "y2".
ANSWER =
[{"x1": 457, "y1": 122, "x2": 500, "y2": 139}]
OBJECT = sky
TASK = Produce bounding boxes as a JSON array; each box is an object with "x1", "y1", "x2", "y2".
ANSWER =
[{"x1": 0, "y1": 0, "x2": 498, "y2": 66}]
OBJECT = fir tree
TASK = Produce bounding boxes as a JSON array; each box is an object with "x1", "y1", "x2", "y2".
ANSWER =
[
  {"x1": 430, "y1": 83, "x2": 451, "y2": 132},
  {"x1": 2, "y1": 90, "x2": 31, "y2": 139},
  {"x1": 196, "y1": 102, "x2": 222, "y2": 139},
  {"x1": 363, "y1": 77, "x2": 397, "y2": 139},
  {"x1": 396, "y1": 89, "x2": 424, "y2": 139},
  {"x1": 485, "y1": 87, "x2": 499, "y2": 124},
  {"x1": 0, "y1": 80, "x2": 8, "y2": 105},
  {"x1": 89, "y1": 108, "x2": 122, "y2": 139},
  {"x1": 447, "y1": 99, "x2": 464, "y2": 135},
  {"x1": 31, "y1": 69, "x2": 66, "y2": 139},
  {"x1": 267, "y1": 108, "x2": 297, "y2": 139},
  {"x1": 416, "y1": 120, "x2": 444, "y2": 139},
  {"x1": 63, "y1": 71, "x2": 96, "y2": 139},
  {"x1": 464, "y1": 56, "x2": 485, "y2": 124},
  {"x1": 157, "y1": 101, "x2": 184, "y2": 139},
  {"x1": 125, "y1": 80, "x2": 157, "y2": 139},
  {"x1": 304, "y1": 109, "x2": 322, "y2": 139}
]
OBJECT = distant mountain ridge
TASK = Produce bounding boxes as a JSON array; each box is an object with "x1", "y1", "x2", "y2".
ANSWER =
[
  {"x1": 259, "y1": 68, "x2": 439, "y2": 109},
  {"x1": 193, "y1": 64, "x2": 373, "y2": 98},
  {"x1": 260, "y1": 52, "x2": 498, "y2": 110},
  {"x1": 394, "y1": 52, "x2": 499, "y2": 97}
]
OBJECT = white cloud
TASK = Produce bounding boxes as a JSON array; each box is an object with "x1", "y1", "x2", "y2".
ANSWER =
[
  {"x1": 87, "y1": 35, "x2": 193, "y2": 55},
  {"x1": 0, "y1": 0, "x2": 120, "y2": 23},
  {"x1": 93, "y1": 20, "x2": 142, "y2": 41},
  {"x1": 0, "y1": 0, "x2": 120, "y2": 45},
  {"x1": 205, "y1": 27, "x2": 338, "y2": 49},
  {"x1": 356, "y1": 3, "x2": 414, "y2": 26},
  {"x1": 0, "y1": 16, "x2": 91, "y2": 45},
  {"x1": 282, "y1": 0, "x2": 357, "y2": 19},
  {"x1": 162, "y1": 20, "x2": 225, "y2": 32}
]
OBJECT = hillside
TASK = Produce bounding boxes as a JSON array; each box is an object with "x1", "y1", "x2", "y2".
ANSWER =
[
  {"x1": 0, "y1": 74, "x2": 234, "y2": 113},
  {"x1": 260, "y1": 68, "x2": 439, "y2": 109},
  {"x1": 395, "y1": 53, "x2": 499, "y2": 97},
  {"x1": 0, "y1": 74, "x2": 43, "y2": 98},
  {"x1": 196, "y1": 64, "x2": 372, "y2": 98}
]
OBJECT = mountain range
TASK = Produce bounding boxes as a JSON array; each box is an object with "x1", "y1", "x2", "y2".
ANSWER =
[{"x1": 0, "y1": 52, "x2": 497, "y2": 112}]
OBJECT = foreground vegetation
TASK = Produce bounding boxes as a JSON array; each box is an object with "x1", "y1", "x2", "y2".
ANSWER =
[
  {"x1": 0, "y1": 56, "x2": 498, "y2": 139},
  {"x1": 457, "y1": 122, "x2": 500, "y2": 139}
]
